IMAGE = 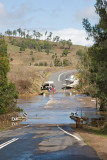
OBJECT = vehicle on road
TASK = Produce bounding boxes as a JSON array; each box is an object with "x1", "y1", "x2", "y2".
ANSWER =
[
  {"x1": 41, "y1": 81, "x2": 56, "y2": 91},
  {"x1": 63, "y1": 75, "x2": 79, "y2": 88}
]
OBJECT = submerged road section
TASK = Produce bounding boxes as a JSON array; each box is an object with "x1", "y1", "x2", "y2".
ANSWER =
[{"x1": 0, "y1": 70, "x2": 100, "y2": 159}]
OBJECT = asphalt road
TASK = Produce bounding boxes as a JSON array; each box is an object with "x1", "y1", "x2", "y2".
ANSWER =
[
  {"x1": 49, "y1": 69, "x2": 78, "y2": 91},
  {"x1": 0, "y1": 70, "x2": 100, "y2": 160},
  {"x1": 0, "y1": 125, "x2": 99, "y2": 160}
]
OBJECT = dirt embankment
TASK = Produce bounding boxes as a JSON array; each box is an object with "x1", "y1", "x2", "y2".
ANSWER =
[{"x1": 0, "y1": 112, "x2": 20, "y2": 131}]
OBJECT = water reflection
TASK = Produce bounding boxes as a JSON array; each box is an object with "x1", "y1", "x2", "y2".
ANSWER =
[{"x1": 17, "y1": 93, "x2": 101, "y2": 125}]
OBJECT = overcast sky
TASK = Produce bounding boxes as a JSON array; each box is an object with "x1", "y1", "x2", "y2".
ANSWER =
[{"x1": 0, "y1": 0, "x2": 99, "y2": 46}]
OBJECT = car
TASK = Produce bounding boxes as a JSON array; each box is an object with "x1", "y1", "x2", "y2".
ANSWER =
[
  {"x1": 63, "y1": 75, "x2": 79, "y2": 88},
  {"x1": 41, "y1": 81, "x2": 55, "y2": 91}
]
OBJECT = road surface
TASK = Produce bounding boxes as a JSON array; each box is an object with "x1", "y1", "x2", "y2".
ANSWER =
[
  {"x1": 49, "y1": 69, "x2": 78, "y2": 91},
  {"x1": 0, "y1": 70, "x2": 99, "y2": 160},
  {"x1": 0, "y1": 125, "x2": 99, "y2": 160}
]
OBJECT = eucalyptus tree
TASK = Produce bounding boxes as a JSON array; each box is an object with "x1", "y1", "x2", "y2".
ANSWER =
[
  {"x1": 35, "y1": 32, "x2": 43, "y2": 40},
  {"x1": 17, "y1": 28, "x2": 22, "y2": 37},
  {"x1": 22, "y1": 31, "x2": 26, "y2": 39},
  {"x1": 82, "y1": 0, "x2": 107, "y2": 111},
  {"x1": 45, "y1": 31, "x2": 47, "y2": 40},
  {"x1": 13, "y1": 30, "x2": 17, "y2": 37},
  {"x1": 60, "y1": 40, "x2": 66, "y2": 49},
  {"x1": 27, "y1": 30, "x2": 30, "y2": 36},
  {"x1": 5, "y1": 29, "x2": 12, "y2": 36},
  {"x1": 66, "y1": 39, "x2": 72, "y2": 49},
  {"x1": 53, "y1": 36, "x2": 60, "y2": 42},
  {"x1": 33, "y1": 30, "x2": 36, "y2": 39},
  {"x1": 47, "y1": 32, "x2": 53, "y2": 41}
]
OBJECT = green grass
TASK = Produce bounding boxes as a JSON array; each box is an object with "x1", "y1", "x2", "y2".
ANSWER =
[{"x1": 86, "y1": 124, "x2": 107, "y2": 137}]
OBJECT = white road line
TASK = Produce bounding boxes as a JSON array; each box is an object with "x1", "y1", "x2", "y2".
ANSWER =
[
  {"x1": 57, "y1": 125, "x2": 81, "y2": 141},
  {"x1": 0, "y1": 138, "x2": 19, "y2": 149},
  {"x1": 58, "y1": 72, "x2": 67, "y2": 82}
]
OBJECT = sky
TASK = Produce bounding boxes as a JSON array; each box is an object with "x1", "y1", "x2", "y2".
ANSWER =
[{"x1": 0, "y1": 0, "x2": 99, "y2": 46}]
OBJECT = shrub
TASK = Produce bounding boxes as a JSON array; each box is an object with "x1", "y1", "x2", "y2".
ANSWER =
[
  {"x1": 63, "y1": 59, "x2": 69, "y2": 66},
  {"x1": 34, "y1": 63, "x2": 38, "y2": 66},
  {"x1": 44, "y1": 62, "x2": 48, "y2": 66},
  {"x1": 54, "y1": 58, "x2": 62, "y2": 66},
  {"x1": 20, "y1": 46, "x2": 25, "y2": 51},
  {"x1": 32, "y1": 57, "x2": 35, "y2": 61},
  {"x1": 76, "y1": 50, "x2": 83, "y2": 56},
  {"x1": 10, "y1": 58, "x2": 13, "y2": 61},
  {"x1": 30, "y1": 51, "x2": 33, "y2": 55},
  {"x1": 62, "y1": 49, "x2": 68, "y2": 57},
  {"x1": 16, "y1": 107, "x2": 23, "y2": 112},
  {"x1": 39, "y1": 62, "x2": 44, "y2": 66}
]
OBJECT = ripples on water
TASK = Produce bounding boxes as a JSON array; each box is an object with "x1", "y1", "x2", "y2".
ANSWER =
[{"x1": 17, "y1": 93, "x2": 100, "y2": 125}]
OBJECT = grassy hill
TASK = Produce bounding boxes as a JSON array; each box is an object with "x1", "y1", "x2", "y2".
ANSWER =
[{"x1": 5, "y1": 36, "x2": 86, "y2": 96}]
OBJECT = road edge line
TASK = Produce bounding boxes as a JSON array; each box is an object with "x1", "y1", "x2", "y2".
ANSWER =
[{"x1": 57, "y1": 125, "x2": 81, "y2": 141}]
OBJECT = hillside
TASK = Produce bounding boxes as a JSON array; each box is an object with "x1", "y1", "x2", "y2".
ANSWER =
[{"x1": 5, "y1": 36, "x2": 86, "y2": 96}]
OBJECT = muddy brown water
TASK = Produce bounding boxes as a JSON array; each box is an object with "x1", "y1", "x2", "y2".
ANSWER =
[{"x1": 16, "y1": 92, "x2": 105, "y2": 125}]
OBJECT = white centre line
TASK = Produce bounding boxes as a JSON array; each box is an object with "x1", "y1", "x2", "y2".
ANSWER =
[
  {"x1": 0, "y1": 138, "x2": 19, "y2": 149},
  {"x1": 58, "y1": 72, "x2": 67, "y2": 82}
]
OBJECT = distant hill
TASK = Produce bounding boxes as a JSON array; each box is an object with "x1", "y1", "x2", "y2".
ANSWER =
[{"x1": 5, "y1": 36, "x2": 86, "y2": 96}]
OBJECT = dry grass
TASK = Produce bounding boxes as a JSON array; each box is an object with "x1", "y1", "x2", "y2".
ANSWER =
[{"x1": 6, "y1": 38, "x2": 85, "y2": 95}]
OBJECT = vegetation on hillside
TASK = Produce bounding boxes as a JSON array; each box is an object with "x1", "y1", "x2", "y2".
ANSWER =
[
  {"x1": 0, "y1": 36, "x2": 18, "y2": 114},
  {"x1": 77, "y1": 0, "x2": 107, "y2": 111},
  {"x1": 0, "y1": 24, "x2": 86, "y2": 97}
]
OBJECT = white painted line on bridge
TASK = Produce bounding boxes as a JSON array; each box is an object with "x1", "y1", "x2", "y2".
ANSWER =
[
  {"x1": 57, "y1": 125, "x2": 81, "y2": 141},
  {"x1": 0, "y1": 138, "x2": 19, "y2": 149}
]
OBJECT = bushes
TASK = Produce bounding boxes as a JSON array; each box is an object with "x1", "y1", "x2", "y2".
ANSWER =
[
  {"x1": 62, "y1": 49, "x2": 68, "y2": 56},
  {"x1": 54, "y1": 58, "x2": 62, "y2": 66},
  {"x1": 0, "y1": 38, "x2": 18, "y2": 114},
  {"x1": 34, "y1": 62, "x2": 48, "y2": 66},
  {"x1": 63, "y1": 59, "x2": 70, "y2": 66},
  {"x1": 76, "y1": 49, "x2": 83, "y2": 57}
]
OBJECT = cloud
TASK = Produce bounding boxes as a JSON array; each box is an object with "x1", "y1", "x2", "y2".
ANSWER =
[
  {"x1": 39, "y1": 28, "x2": 93, "y2": 46},
  {"x1": 75, "y1": 6, "x2": 99, "y2": 23},
  {"x1": 0, "y1": 2, "x2": 7, "y2": 19},
  {"x1": 51, "y1": 28, "x2": 93, "y2": 46},
  {"x1": 0, "y1": 2, "x2": 45, "y2": 30}
]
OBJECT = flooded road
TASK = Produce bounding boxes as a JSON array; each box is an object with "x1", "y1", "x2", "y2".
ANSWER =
[{"x1": 18, "y1": 92, "x2": 99, "y2": 125}]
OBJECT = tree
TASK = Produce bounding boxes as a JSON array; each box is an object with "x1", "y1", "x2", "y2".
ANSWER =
[
  {"x1": 17, "y1": 28, "x2": 22, "y2": 37},
  {"x1": 45, "y1": 31, "x2": 47, "y2": 40},
  {"x1": 13, "y1": 30, "x2": 17, "y2": 37},
  {"x1": 33, "y1": 30, "x2": 36, "y2": 39},
  {"x1": 66, "y1": 39, "x2": 72, "y2": 49},
  {"x1": 82, "y1": 0, "x2": 107, "y2": 111},
  {"x1": 47, "y1": 32, "x2": 53, "y2": 41},
  {"x1": 60, "y1": 40, "x2": 66, "y2": 49},
  {"x1": 5, "y1": 29, "x2": 12, "y2": 36},
  {"x1": 0, "y1": 38, "x2": 18, "y2": 114},
  {"x1": 53, "y1": 36, "x2": 60, "y2": 42}
]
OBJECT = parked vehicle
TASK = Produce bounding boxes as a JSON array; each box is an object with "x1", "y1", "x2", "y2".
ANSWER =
[
  {"x1": 41, "y1": 81, "x2": 55, "y2": 91},
  {"x1": 63, "y1": 75, "x2": 79, "y2": 88}
]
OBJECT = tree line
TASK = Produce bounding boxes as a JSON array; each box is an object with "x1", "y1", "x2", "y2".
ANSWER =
[
  {"x1": 3, "y1": 28, "x2": 72, "y2": 46},
  {"x1": 78, "y1": 0, "x2": 107, "y2": 111},
  {"x1": 0, "y1": 36, "x2": 19, "y2": 114}
]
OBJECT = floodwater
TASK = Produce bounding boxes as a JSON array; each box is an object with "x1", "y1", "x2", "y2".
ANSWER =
[{"x1": 17, "y1": 92, "x2": 102, "y2": 125}]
